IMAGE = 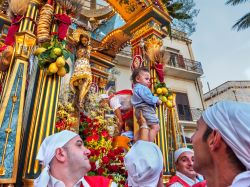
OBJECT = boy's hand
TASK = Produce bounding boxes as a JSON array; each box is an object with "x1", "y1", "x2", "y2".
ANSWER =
[{"x1": 157, "y1": 99, "x2": 162, "y2": 105}]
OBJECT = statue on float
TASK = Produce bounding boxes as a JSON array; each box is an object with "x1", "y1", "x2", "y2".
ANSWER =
[{"x1": 70, "y1": 30, "x2": 92, "y2": 109}]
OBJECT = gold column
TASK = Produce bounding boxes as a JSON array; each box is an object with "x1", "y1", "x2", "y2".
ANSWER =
[
  {"x1": 22, "y1": 4, "x2": 62, "y2": 186},
  {"x1": 130, "y1": 19, "x2": 170, "y2": 173},
  {"x1": 0, "y1": 0, "x2": 40, "y2": 185}
]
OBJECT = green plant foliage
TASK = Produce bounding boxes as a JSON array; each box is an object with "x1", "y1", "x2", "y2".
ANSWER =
[
  {"x1": 226, "y1": 0, "x2": 250, "y2": 31},
  {"x1": 163, "y1": 0, "x2": 199, "y2": 36}
]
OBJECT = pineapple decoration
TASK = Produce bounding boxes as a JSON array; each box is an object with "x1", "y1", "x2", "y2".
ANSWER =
[{"x1": 155, "y1": 82, "x2": 175, "y2": 108}]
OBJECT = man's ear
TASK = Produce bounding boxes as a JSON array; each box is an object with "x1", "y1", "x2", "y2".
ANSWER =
[
  {"x1": 54, "y1": 148, "x2": 67, "y2": 162},
  {"x1": 208, "y1": 130, "x2": 222, "y2": 151}
]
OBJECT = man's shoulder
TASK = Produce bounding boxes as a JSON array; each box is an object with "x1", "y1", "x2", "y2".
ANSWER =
[{"x1": 84, "y1": 176, "x2": 112, "y2": 187}]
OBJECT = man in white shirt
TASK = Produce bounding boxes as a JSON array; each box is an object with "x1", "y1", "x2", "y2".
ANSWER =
[
  {"x1": 166, "y1": 148, "x2": 204, "y2": 187},
  {"x1": 191, "y1": 101, "x2": 250, "y2": 187},
  {"x1": 34, "y1": 130, "x2": 117, "y2": 187}
]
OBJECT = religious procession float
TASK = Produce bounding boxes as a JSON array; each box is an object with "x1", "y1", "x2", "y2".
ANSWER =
[{"x1": 0, "y1": 0, "x2": 187, "y2": 186}]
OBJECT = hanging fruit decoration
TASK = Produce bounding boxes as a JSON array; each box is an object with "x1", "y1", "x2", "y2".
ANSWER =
[
  {"x1": 33, "y1": 37, "x2": 70, "y2": 77},
  {"x1": 154, "y1": 82, "x2": 175, "y2": 108}
]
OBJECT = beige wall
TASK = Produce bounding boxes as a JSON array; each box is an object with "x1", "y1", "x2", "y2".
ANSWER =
[
  {"x1": 205, "y1": 87, "x2": 250, "y2": 107},
  {"x1": 163, "y1": 37, "x2": 192, "y2": 59},
  {"x1": 115, "y1": 64, "x2": 132, "y2": 90},
  {"x1": 165, "y1": 76, "x2": 203, "y2": 109},
  {"x1": 115, "y1": 65, "x2": 203, "y2": 110}
]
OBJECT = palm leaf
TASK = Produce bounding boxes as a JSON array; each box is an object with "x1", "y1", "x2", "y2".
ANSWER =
[
  {"x1": 232, "y1": 12, "x2": 250, "y2": 31},
  {"x1": 226, "y1": 0, "x2": 249, "y2": 5}
]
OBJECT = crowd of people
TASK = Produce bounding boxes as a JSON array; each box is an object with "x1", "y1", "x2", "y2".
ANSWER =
[{"x1": 34, "y1": 67, "x2": 250, "y2": 187}]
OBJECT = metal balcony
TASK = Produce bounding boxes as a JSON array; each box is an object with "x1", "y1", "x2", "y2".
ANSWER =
[
  {"x1": 178, "y1": 107, "x2": 203, "y2": 127},
  {"x1": 165, "y1": 57, "x2": 203, "y2": 80}
]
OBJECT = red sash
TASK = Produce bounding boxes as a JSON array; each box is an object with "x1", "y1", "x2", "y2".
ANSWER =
[
  {"x1": 108, "y1": 89, "x2": 133, "y2": 100},
  {"x1": 81, "y1": 176, "x2": 112, "y2": 187},
  {"x1": 166, "y1": 175, "x2": 191, "y2": 187}
]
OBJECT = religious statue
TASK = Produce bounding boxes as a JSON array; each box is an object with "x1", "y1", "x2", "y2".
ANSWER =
[{"x1": 70, "y1": 32, "x2": 92, "y2": 109}]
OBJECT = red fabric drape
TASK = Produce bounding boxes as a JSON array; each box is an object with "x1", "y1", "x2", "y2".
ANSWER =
[
  {"x1": 4, "y1": 15, "x2": 23, "y2": 46},
  {"x1": 54, "y1": 14, "x2": 71, "y2": 40},
  {"x1": 155, "y1": 62, "x2": 164, "y2": 82}
]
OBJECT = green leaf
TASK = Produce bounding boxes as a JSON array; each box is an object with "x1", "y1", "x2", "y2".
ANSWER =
[
  {"x1": 64, "y1": 62, "x2": 70, "y2": 73},
  {"x1": 41, "y1": 42, "x2": 51, "y2": 49},
  {"x1": 62, "y1": 49, "x2": 70, "y2": 59}
]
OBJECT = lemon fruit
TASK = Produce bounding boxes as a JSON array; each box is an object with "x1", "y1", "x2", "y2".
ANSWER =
[
  {"x1": 162, "y1": 87, "x2": 168, "y2": 94},
  {"x1": 161, "y1": 96, "x2": 167, "y2": 103},
  {"x1": 34, "y1": 47, "x2": 46, "y2": 56},
  {"x1": 156, "y1": 88, "x2": 162, "y2": 94},
  {"x1": 168, "y1": 95, "x2": 173, "y2": 101},
  {"x1": 57, "y1": 67, "x2": 67, "y2": 77},
  {"x1": 48, "y1": 63, "x2": 58, "y2": 74},
  {"x1": 166, "y1": 100, "x2": 173, "y2": 108},
  {"x1": 53, "y1": 47, "x2": 62, "y2": 56},
  {"x1": 56, "y1": 56, "x2": 65, "y2": 67}
]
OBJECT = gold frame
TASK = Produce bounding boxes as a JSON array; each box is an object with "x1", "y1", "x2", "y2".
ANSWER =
[{"x1": 0, "y1": 58, "x2": 27, "y2": 183}]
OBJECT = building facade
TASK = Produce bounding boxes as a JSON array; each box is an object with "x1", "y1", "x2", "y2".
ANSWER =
[
  {"x1": 114, "y1": 29, "x2": 204, "y2": 141},
  {"x1": 204, "y1": 81, "x2": 250, "y2": 107}
]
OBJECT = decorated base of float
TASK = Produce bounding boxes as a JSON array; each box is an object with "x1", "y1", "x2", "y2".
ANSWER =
[{"x1": 0, "y1": 0, "x2": 185, "y2": 186}]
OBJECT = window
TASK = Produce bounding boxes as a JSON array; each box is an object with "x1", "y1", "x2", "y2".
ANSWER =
[{"x1": 176, "y1": 92, "x2": 192, "y2": 121}]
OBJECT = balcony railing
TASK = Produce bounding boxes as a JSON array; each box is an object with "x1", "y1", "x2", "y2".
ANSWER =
[
  {"x1": 168, "y1": 56, "x2": 203, "y2": 75},
  {"x1": 190, "y1": 108, "x2": 203, "y2": 121},
  {"x1": 177, "y1": 107, "x2": 203, "y2": 122}
]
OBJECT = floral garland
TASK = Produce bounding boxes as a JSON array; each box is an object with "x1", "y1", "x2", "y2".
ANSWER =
[
  {"x1": 56, "y1": 102, "x2": 78, "y2": 131},
  {"x1": 79, "y1": 113, "x2": 127, "y2": 186}
]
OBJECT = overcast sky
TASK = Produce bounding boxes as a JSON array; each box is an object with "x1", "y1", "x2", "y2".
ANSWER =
[{"x1": 191, "y1": 0, "x2": 250, "y2": 93}]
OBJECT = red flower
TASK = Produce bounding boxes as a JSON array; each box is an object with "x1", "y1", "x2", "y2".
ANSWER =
[
  {"x1": 107, "y1": 151, "x2": 115, "y2": 160},
  {"x1": 86, "y1": 136, "x2": 93, "y2": 142},
  {"x1": 97, "y1": 167, "x2": 105, "y2": 175},
  {"x1": 94, "y1": 149, "x2": 100, "y2": 156},
  {"x1": 118, "y1": 156, "x2": 124, "y2": 162},
  {"x1": 101, "y1": 130, "x2": 109, "y2": 137},
  {"x1": 90, "y1": 161, "x2": 96, "y2": 170},
  {"x1": 92, "y1": 129, "x2": 98, "y2": 135},
  {"x1": 92, "y1": 134, "x2": 99, "y2": 141},
  {"x1": 83, "y1": 129, "x2": 89, "y2": 135},
  {"x1": 102, "y1": 156, "x2": 109, "y2": 164},
  {"x1": 107, "y1": 175, "x2": 113, "y2": 180},
  {"x1": 120, "y1": 180, "x2": 126, "y2": 185},
  {"x1": 86, "y1": 117, "x2": 92, "y2": 123}
]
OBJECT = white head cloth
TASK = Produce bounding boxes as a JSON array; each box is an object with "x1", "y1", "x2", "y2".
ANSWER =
[
  {"x1": 124, "y1": 140, "x2": 163, "y2": 187},
  {"x1": 34, "y1": 130, "x2": 78, "y2": 187},
  {"x1": 202, "y1": 100, "x2": 250, "y2": 186},
  {"x1": 174, "y1": 147, "x2": 194, "y2": 163}
]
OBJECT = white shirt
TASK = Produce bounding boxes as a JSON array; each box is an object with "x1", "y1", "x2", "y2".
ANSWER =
[
  {"x1": 169, "y1": 171, "x2": 200, "y2": 187},
  {"x1": 48, "y1": 175, "x2": 118, "y2": 187}
]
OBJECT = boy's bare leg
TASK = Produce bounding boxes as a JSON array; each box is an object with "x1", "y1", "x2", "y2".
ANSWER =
[{"x1": 149, "y1": 124, "x2": 160, "y2": 142}]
